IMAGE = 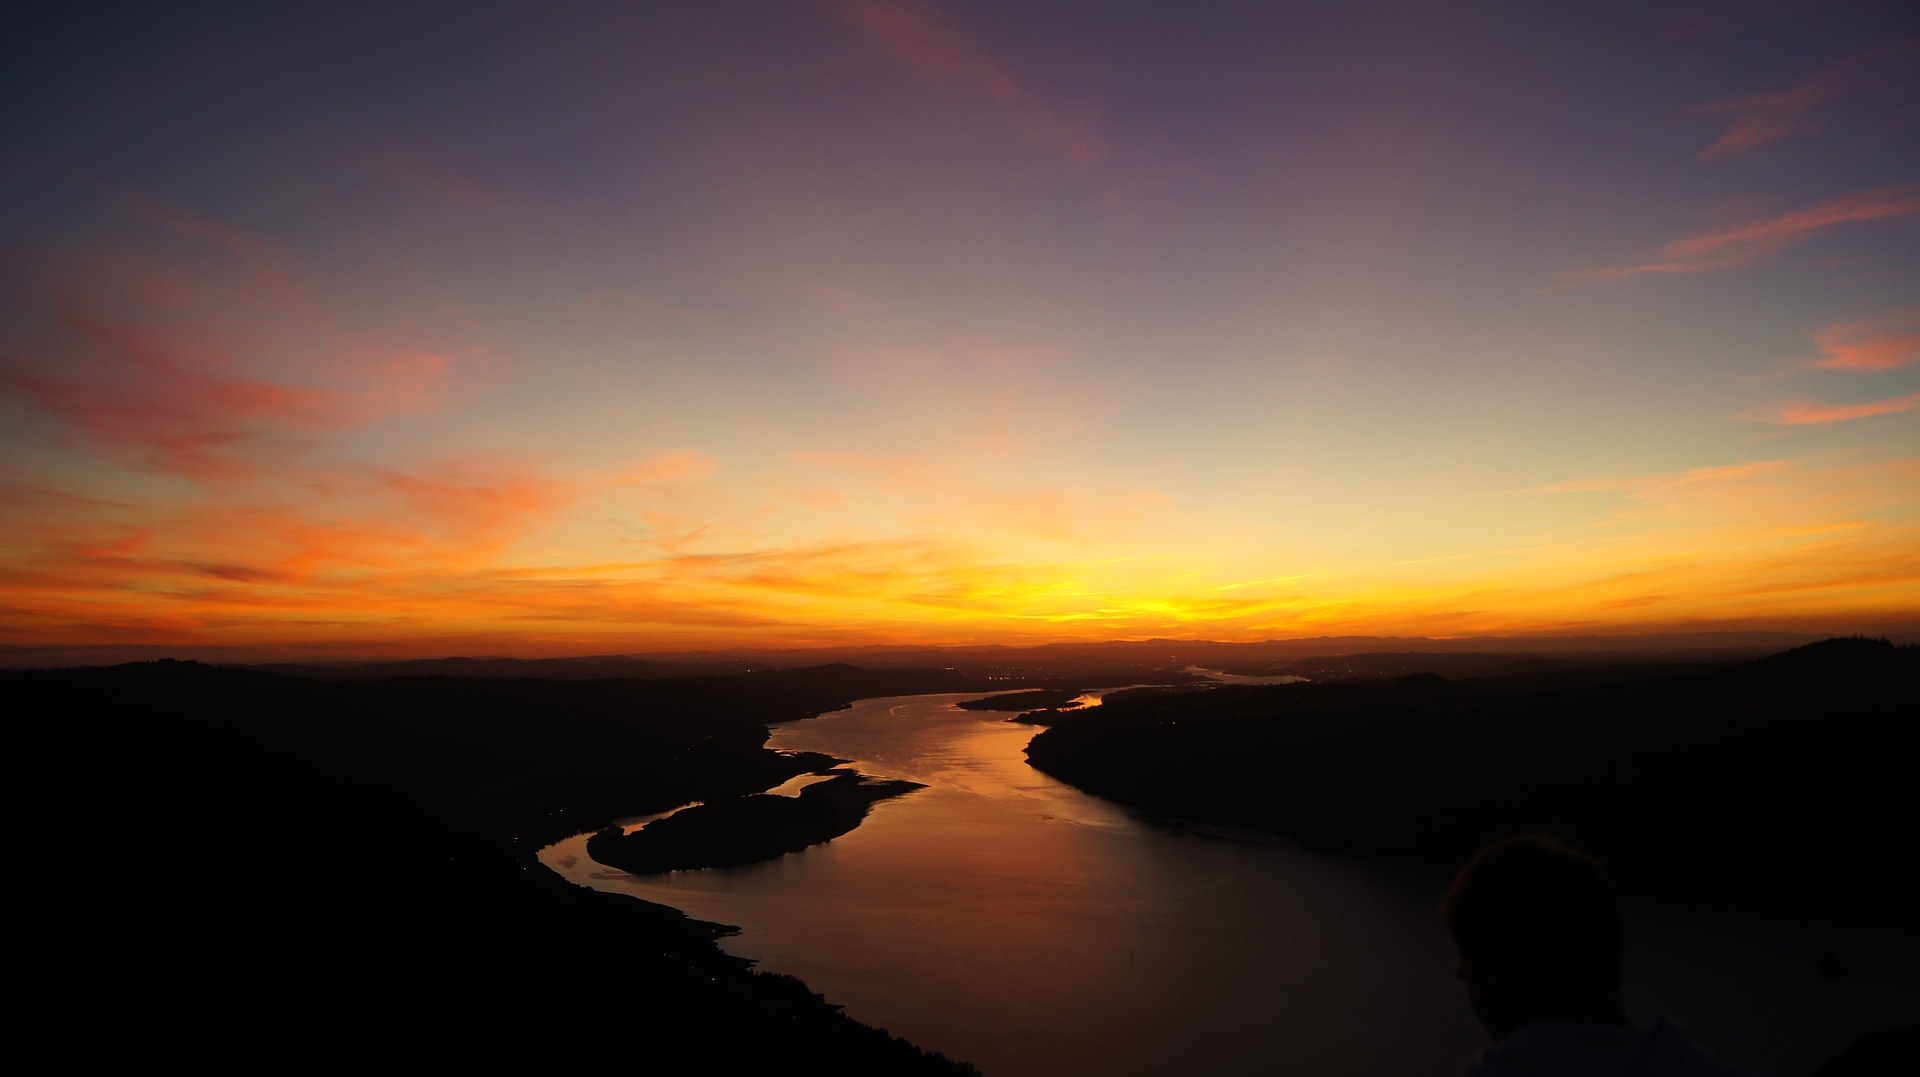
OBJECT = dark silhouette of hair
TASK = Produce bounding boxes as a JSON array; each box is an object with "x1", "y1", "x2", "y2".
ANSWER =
[{"x1": 1443, "y1": 835, "x2": 1624, "y2": 1004}]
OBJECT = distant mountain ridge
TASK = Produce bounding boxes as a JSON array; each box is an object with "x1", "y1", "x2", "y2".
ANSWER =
[{"x1": 7, "y1": 628, "x2": 1894, "y2": 671}]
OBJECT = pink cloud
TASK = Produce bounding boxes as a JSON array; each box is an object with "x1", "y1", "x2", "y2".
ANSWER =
[
  {"x1": 1736, "y1": 392, "x2": 1920, "y2": 425},
  {"x1": 1557, "y1": 187, "x2": 1920, "y2": 285},
  {"x1": 1808, "y1": 308, "x2": 1920, "y2": 372},
  {"x1": 1694, "y1": 41, "x2": 1920, "y2": 159},
  {"x1": 823, "y1": 0, "x2": 1110, "y2": 167},
  {"x1": 2, "y1": 199, "x2": 470, "y2": 481},
  {"x1": 3, "y1": 307, "x2": 463, "y2": 480},
  {"x1": 97, "y1": 189, "x2": 320, "y2": 312},
  {"x1": 3, "y1": 320, "x2": 342, "y2": 479},
  {"x1": 1695, "y1": 81, "x2": 1832, "y2": 160}
]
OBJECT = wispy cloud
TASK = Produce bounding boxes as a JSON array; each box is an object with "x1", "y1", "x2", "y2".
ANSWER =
[
  {"x1": 1694, "y1": 40, "x2": 1920, "y2": 159},
  {"x1": 3, "y1": 303, "x2": 460, "y2": 480},
  {"x1": 0, "y1": 198, "x2": 474, "y2": 481},
  {"x1": 1695, "y1": 80, "x2": 1832, "y2": 160},
  {"x1": 791, "y1": 449, "x2": 1162, "y2": 544},
  {"x1": 1557, "y1": 187, "x2": 1920, "y2": 285},
  {"x1": 823, "y1": 0, "x2": 1111, "y2": 167},
  {"x1": 1736, "y1": 393, "x2": 1920, "y2": 426},
  {"x1": 1808, "y1": 308, "x2": 1920, "y2": 371},
  {"x1": 101, "y1": 190, "x2": 319, "y2": 311},
  {"x1": 1526, "y1": 459, "x2": 1792, "y2": 496}
]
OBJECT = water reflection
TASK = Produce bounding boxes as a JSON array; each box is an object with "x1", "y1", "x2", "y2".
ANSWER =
[
  {"x1": 762, "y1": 772, "x2": 840, "y2": 798},
  {"x1": 1184, "y1": 666, "x2": 1310, "y2": 686},
  {"x1": 541, "y1": 693, "x2": 1484, "y2": 1076},
  {"x1": 541, "y1": 692, "x2": 1920, "y2": 1076}
]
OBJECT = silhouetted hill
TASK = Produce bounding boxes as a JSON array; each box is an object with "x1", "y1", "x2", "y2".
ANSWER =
[
  {"x1": 1272, "y1": 651, "x2": 1581, "y2": 680},
  {"x1": 1, "y1": 661, "x2": 982, "y2": 1074},
  {"x1": 11, "y1": 628, "x2": 1867, "y2": 674},
  {"x1": 1025, "y1": 640, "x2": 1920, "y2": 912},
  {"x1": 249, "y1": 653, "x2": 767, "y2": 679}
]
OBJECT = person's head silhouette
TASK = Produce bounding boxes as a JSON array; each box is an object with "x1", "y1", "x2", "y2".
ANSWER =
[{"x1": 1442, "y1": 835, "x2": 1629, "y2": 1041}]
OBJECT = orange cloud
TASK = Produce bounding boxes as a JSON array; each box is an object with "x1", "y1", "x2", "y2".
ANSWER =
[
  {"x1": 1808, "y1": 308, "x2": 1920, "y2": 371},
  {"x1": 609, "y1": 451, "x2": 717, "y2": 486},
  {"x1": 824, "y1": 0, "x2": 1110, "y2": 166},
  {"x1": 0, "y1": 453, "x2": 594, "y2": 650},
  {"x1": 1736, "y1": 393, "x2": 1920, "y2": 426},
  {"x1": 1558, "y1": 187, "x2": 1920, "y2": 285},
  {"x1": 6, "y1": 323, "x2": 339, "y2": 479}
]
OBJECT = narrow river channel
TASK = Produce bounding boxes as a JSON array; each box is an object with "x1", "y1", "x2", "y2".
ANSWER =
[{"x1": 540, "y1": 692, "x2": 1916, "y2": 1075}]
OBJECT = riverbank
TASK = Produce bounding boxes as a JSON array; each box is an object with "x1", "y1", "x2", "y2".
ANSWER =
[
  {"x1": 1, "y1": 660, "x2": 987, "y2": 1073},
  {"x1": 1024, "y1": 638, "x2": 1920, "y2": 914},
  {"x1": 545, "y1": 682, "x2": 1920, "y2": 1077}
]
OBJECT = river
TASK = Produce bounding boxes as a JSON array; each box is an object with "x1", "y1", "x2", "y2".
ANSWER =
[{"x1": 540, "y1": 691, "x2": 1918, "y2": 1075}]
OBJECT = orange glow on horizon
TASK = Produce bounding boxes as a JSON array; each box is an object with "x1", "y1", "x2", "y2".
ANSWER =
[{"x1": 6, "y1": 8, "x2": 1919, "y2": 664}]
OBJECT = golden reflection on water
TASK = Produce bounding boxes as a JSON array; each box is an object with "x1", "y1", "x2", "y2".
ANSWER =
[
  {"x1": 541, "y1": 692, "x2": 1920, "y2": 1077},
  {"x1": 541, "y1": 694, "x2": 1483, "y2": 1076}
]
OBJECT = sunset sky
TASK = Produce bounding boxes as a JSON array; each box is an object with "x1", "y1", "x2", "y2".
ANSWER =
[{"x1": 4, "y1": 1, "x2": 1918, "y2": 662}]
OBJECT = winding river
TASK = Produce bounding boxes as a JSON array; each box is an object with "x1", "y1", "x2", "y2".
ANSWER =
[{"x1": 540, "y1": 691, "x2": 1918, "y2": 1075}]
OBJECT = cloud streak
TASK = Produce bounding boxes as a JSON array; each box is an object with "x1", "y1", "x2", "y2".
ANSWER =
[
  {"x1": 1736, "y1": 393, "x2": 1920, "y2": 426},
  {"x1": 1808, "y1": 308, "x2": 1920, "y2": 372},
  {"x1": 1557, "y1": 187, "x2": 1920, "y2": 285},
  {"x1": 824, "y1": 0, "x2": 1111, "y2": 167},
  {"x1": 3, "y1": 306, "x2": 460, "y2": 480},
  {"x1": 1, "y1": 199, "x2": 470, "y2": 481},
  {"x1": 1694, "y1": 40, "x2": 1920, "y2": 159},
  {"x1": 1695, "y1": 80, "x2": 1831, "y2": 160},
  {"x1": 1526, "y1": 459, "x2": 1793, "y2": 496}
]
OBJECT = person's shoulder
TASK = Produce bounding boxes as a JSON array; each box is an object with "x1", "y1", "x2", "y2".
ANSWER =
[
  {"x1": 1464, "y1": 1019, "x2": 1763, "y2": 1077},
  {"x1": 1643, "y1": 1016, "x2": 1764, "y2": 1076}
]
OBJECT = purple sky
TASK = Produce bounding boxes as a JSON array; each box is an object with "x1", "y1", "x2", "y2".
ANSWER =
[{"x1": 3, "y1": 1, "x2": 1917, "y2": 660}]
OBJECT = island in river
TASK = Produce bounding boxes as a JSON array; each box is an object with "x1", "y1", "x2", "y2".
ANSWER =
[
  {"x1": 955, "y1": 687, "x2": 1086, "y2": 711},
  {"x1": 587, "y1": 771, "x2": 924, "y2": 873}
]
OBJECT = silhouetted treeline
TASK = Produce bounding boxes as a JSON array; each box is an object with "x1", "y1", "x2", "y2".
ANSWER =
[
  {"x1": 1, "y1": 660, "x2": 984, "y2": 1074},
  {"x1": 1025, "y1": 638, "x2": 1920, "y2": 911}
]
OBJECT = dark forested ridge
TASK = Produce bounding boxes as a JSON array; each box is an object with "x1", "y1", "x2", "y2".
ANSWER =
[
  {"x1": 1026, "y1": 638, "x2": 1920, "y2": 911},
  {"x1": 1, "y1": 660, "x2": 991, "y2": 1074}
]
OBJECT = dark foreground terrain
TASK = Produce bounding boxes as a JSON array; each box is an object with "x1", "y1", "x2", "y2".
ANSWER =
[
  {"x1": 1026, "y1": 638, "x2": 1920, "y2": 913},
  {"x1": 9, "y1": 639, "x2": 1915, "y2": 1072},
  {"x1": 1, "y1": 661, "x2": 993, "y2": 1074}
]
